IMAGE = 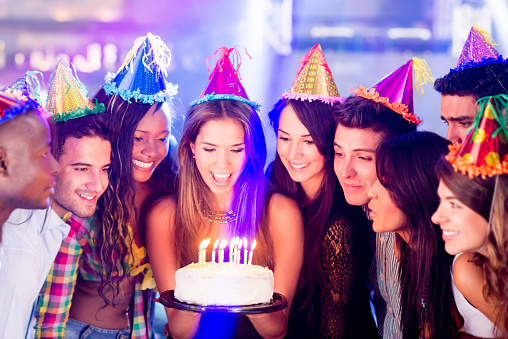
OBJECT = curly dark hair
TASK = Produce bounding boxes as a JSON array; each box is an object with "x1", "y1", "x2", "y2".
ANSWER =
[{"x1": 434, "y1": 64, "x2": 508, "y2": 100}]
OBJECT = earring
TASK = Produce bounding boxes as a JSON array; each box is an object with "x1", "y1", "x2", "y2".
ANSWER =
[{"x1": 192, "y1": 153, "x2": 195, "y2": 159}]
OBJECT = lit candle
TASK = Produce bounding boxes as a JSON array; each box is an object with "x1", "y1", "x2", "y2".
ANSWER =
[
  {"x1": 243, "y1": 237, "x2": 248, "y2": 269},
  {"x1": 212, "y1": 239, "x2": 219, "y2": 267},
  {"x1": 219, "y1": 239, "x2": 227, "y2": 269},
  {"x1": 235, "y1": 237, "x2": 240, "y2": 264},
  {"x1": 203, "y1": 238, "x2": 210, "y2": 266},
  {"x1": 198, "y1": 239, "x2": 207, "y2": 268},
  {"x1": 229, "y1": 237, "x2": 235, "y2": 263},
  {"x1": 237, "y1": 238, "x2": 243, "y2": 265},
  {"x1": 248, "y1": 239, "x2": 256, "y2": 266}
]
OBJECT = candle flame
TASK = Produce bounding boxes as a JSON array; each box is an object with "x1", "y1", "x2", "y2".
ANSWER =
[
  {"x1": 220, "y1": 239, "x2": 227, "y2": 250},
  {"x1": 199, "y1": 239, "x2": 207, "y2": 251},
  {"x1": 213, "y1": 239, "x2": 219, "y2": 250},
  {"x1": 243, "y1": 237, "x2": 247, "y2": 248},
  {"x1": 229, "y1": 237, "x2": 235, "y2": 249},
  {"x1": 204, "y1": 238, "x2": 211, "y2": 248},
  {"x1": 251, "y1": 239, "x2": 257, "y2": 250}
]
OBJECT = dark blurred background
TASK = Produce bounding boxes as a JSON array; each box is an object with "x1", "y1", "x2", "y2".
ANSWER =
[{"x1": 0, "y1": 0, "x2": 506, "y2": 158}]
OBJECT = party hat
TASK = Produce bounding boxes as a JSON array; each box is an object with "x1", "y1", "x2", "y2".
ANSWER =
[
  {"x1": 282, "y1": 44, "x2": 342, "y2": 104},
  {"x1": 190, "y1": 47, "x2": 259, "y2": 111},
  {"x1": 451, "y1": 25, "x2": 508, "y2": 73},
  {"x1": 0, "y1": 92, "x2": 42, "y2": 125},
  {"x1": 1, "y1": 71, "x2": 45, "y2": 107},
  {"x1": 104, "y1": 33, "x2": 178, "y2": 104},
  {"x1": 445, "y1": 94, "x2": 508, "y2": 179},
  {"x1": 353, "y1": 57, "x2": 434, "y2": 125},
  {"x1": 46, "y1": 57, "x2": 105, "y2": 123}
]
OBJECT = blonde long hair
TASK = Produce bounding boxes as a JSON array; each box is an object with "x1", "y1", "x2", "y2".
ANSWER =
[{"x1": 174, "y1": 99, "x2": 273, "y2": 269}]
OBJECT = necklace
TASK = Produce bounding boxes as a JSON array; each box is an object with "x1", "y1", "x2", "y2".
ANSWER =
[{"x1": 203, "y1": 210, "x2": 237, "y2": 224}]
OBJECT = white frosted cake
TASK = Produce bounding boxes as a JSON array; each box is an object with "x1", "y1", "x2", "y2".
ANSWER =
[{"x1": 174, "y1": 262, "x2": 274, "y2": 306}]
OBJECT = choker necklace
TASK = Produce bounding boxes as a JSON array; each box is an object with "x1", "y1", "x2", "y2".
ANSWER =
[{"x1": 203, "y1": 210, "x2": 237, "y2": 224}]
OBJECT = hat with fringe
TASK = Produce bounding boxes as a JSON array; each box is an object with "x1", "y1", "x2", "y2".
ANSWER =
[
  {"x1": 104, "y1": 33, "x2": 178, "y2": 104},
  {"x1": 451, "y1": 25, "x2": 508, "y2": 73},
  {"x1": 46, "y1": 57, "x2": 105, "y2": 123},
  {"x1": 1, "y1": 71, "x2": 45, "y2": 107},
  {"x1": 282, "y1": 44, "x2": 342, "y2": 104},
  {"x1": 0, "y1": 92, "x2": 42, "y2": 125},
  {"x1": 445, "y1": 94, "x2": 508, "y2": 179},
  {"x1": 190, "y1": 47, "x2": 259, "y2": 111},
  {"x1": 353, "y1": 57, "x2": 434, "y2": 125}
]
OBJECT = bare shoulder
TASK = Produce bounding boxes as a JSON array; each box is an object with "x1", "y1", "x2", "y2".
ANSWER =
[
  {"x1": 146, "y1": 196, "x2": 177, "y2": 231},
  {"x1": 268, "y1": 192, "x2": 301, "y2": 215},
  {"x1": 453, "y1": 253, "x2": 485, "y2": 304},
  {"x1": 267, "y1": 193, "x2": 304, "y2": 236}
]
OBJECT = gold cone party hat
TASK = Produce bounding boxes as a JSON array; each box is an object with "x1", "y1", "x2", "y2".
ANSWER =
[
  {"x1": 46, "y1": 58, "x2": 105, "y2": 122},
  {"x1": 282, "y1": 44, "x2": 342, "y2": 104}
]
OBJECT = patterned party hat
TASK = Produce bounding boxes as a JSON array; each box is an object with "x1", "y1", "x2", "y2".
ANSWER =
[
  {"x1": 46, "y1": 57, "x2": 105, "y2": 123},
  {"x1": 353, "y1": 57, "x2": 434, "y2": 125},
  {"x1": 104, "y1": 33, "x2": 178, "y2": 104},
  {"x1": 190, "y1": 47, "x2": 259, "y2": 111},
  {"x1": 445, "y1": 94, "x2": 508, "y2": 179},
  {"x1": 451, "y1": 25, "x2": 508, "y2": 73},
  {"x1": 282, "y1": 44, "x2": 342, "y2": 104},
  {"x1": 0, "y1": 92, "x2": 42, "y2": 125},
  {"x1": 1, "y1": 71, "x2": 45, "y2": 107}
]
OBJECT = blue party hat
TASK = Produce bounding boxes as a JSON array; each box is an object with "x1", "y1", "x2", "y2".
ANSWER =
[
  {"x1": 104, "y1": 33, "x2": 178, "y2": 104},
  {"x1": 1, "y1": 71, "x2": 45, "y2": 107}
]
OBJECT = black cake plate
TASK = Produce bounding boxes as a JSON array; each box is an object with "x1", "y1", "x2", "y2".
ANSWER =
[{"x1": 156, "y1": 290, "x2": 288, "y2": 314}]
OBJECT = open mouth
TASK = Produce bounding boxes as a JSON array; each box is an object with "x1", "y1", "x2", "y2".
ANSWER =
[
  {"x1": 133, "y1": 159, "x2": 154, "y2": 169},
  {"x1": 289, "y1": 162, "x2": 309, "y2": 170},
  {"x1": 442, "y1": 229, "x2": 459, "y2": 240},
  {"x1": 211, "y1": 172, "x2": 232, "y2": 186},
  {"x1": 78, "y1": 193, "x2": 96, "y2": 202}
]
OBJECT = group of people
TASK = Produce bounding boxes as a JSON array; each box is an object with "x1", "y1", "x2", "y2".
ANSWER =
[{"x1": 0, "y1": 25, "x2": 507, "y2": 339}]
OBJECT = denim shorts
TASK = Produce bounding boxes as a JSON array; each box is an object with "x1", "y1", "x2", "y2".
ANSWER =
[{"x1": 65, "y1": 318, "x2": 131, "y2": 339}]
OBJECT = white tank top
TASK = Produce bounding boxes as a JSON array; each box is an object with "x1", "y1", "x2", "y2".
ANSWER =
[{"x1": 451, "y1": 253, "x2": 502, "y2": 338}]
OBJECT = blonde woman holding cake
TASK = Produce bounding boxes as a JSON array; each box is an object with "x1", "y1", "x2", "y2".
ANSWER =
[{"x1": 146, "y1": 47, "x2": 304, "y2": 339}]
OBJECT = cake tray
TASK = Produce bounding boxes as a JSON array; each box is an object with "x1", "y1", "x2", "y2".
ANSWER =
[{"x1": 156, "y1": 290, "x2": 288, "y2": 314}]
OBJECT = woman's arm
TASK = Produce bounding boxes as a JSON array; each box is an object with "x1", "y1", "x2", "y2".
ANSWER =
[
  {"x1": 453, "y1": 252, "x2": 502, "y2": 332},
  {"x1": 247, "y1": 193, "x2": 305, "y2": 339},
  {"x1": 145, "y1": 197, "x2": 201, "y2": 339}
]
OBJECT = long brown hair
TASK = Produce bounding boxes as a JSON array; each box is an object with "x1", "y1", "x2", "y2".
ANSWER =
[
  {"x1": 174, "y1": 99, "x2": 273, "y2": 269},
  {"x1": 437, "y1": 159, "x2": 508, "y2": 335}
]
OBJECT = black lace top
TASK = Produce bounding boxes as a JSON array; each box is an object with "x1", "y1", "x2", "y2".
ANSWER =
[{"x1": 287, "y1": 205, "x2": 378, "y2": 339}]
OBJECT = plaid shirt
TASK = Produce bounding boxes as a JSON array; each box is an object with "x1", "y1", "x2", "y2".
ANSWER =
[{"x1": 34, "y1": 216, "x2": 155, "y2": 338}]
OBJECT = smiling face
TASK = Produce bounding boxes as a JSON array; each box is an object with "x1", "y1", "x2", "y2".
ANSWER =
[
  {"x1": 132, "y1": 105, "x2": 171, "y2": 184},
  {"x1": 190, "y1": 118, "x2": 247, "y2": 204},
  {"x1": 2, "y1": 111, "x2": 60, "y2": 210},
  {"x1": 52, "y1": 136, "x2": 111, "y2": 218},
  {"x1": 432, "y1": 180, "x2": 489, "y2": 256},
  {"x1": 440, "y1": 95, "x2": 477, "y2": 144},
  {"x1": 276, "y1": 105, "x2": 326, "y2": 199},
  {"x1": 334, "y1": 125, "x2": 384, "y2": 206},
  {"x1": 367, "y1": 179, "x2": 409, "y2": 241}
]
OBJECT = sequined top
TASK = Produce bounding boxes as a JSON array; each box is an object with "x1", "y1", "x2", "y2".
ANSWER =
[{"x1": 34, "y1": 216, "x2": 155, "y2": 338}]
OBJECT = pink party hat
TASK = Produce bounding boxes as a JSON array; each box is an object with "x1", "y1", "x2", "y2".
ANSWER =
[
  {"x1": 282, "y1": 44, "x2": 342, "y2": 104},
  {"x1": 451, "y1": 25, "x2": 508, "y2": 73},
  {"x1": 353, "y1": 57, "x2": 434, "y2": 125},
  {"x1": 190, "y1": 47, "x2": 259, "y2": 110}
]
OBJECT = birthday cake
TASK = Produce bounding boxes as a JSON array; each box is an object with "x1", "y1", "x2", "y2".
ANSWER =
[{"x1": 174, "y1": 262, "x2": 274, "y2": 306}]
